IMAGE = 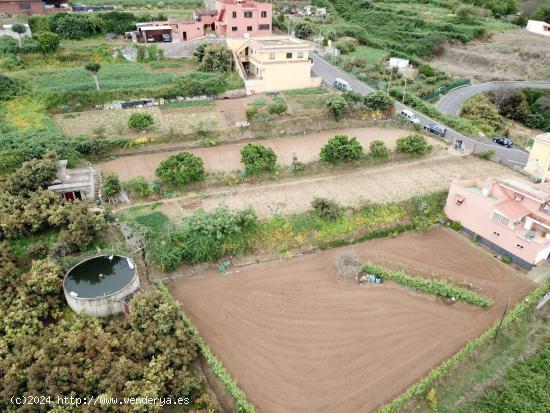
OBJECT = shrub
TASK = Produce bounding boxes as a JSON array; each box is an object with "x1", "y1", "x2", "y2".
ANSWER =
[
  {"x1": 362, "y1": 262, "x2": 493, "y2": 308},
  {"x1": 320, "y1": 134, "x2": 364, "y2": 163},
  {"x1": 312, "y1": 197, "x2": 343, "y2": 220},
  {"x1": 369, "y1": 140, "x2": 390, "y2": 159},
  {"x1": 128, "y1": 112, "x2": 154, "y2": 130},
  {"x1": 5, "y1": 151, "x2": 58, "y2": 194},
  {"x1": 477, "y1": 149, "x2": 495, "y2": 160},
  {"x1": 0, "y1": 35, "x2": 18, "y2": 56},
  {"x1": 193, "y1": 42, "x2": 209, "y2": 62},
  {"x1": 418, "y1": 64, "x2": 436, "y2": 77},
  {"x1": 364, "y1": 91, "x2": 392, "y2": 111},
  {"x1": 267, "y1": 97, "x2": 287, "y2": 115},
  {"x1": 155, "y1": 152, "x2": 205, "y2": 187},
  {"x1": 449, "y1": 220, "x2": 462, "y2": 232},
  {"x1": 245, "y1": 105, "x2": 258, "y2": 121},
  {"x1": 396, "y1": 134, "x2": 431, "y2": 154},
  {"x1": 125, "y1": 176, "x2": 152, "y2": 199},
  {"x1": 501, "y1": 255, "x2": 511, "y2": 264},
  {"x1": 326, "y1": 94, "x2": 348, "y2": 120},
  {"x1": 294, "y1": 21, "x2": 315, "y2": 39},
  {"x1": 34, "y1": 31, "x2": 60, "y2": 54},
  {"x1": 48, "y1": 13, "x2": 101, "y2": 39},
  {"x1": 334, "y1": 39, "x2": 356, "y2": 54},
  {"x1": 198, "y1": 44, "x2": 233, "y2": 73},
  {"x1": 0, "y1": 75, "x2": 20, "y2": 101},
  {"x1": 102, "y1": 172, "x2": 121, "y2": 197},
  {"x1": 240, "y1": 143, "x2": 277, "y2": 175},
  {"x1": 151, "y1": 206, "x2": 258, "y2": 269}
]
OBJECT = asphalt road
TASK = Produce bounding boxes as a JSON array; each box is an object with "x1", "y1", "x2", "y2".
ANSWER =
[
  {"x1": 436, "y1": 81, "x2": 550, "y2": 116},
  {"x1": 311, "y1": 54, "x2": 530, "y2": 169}
]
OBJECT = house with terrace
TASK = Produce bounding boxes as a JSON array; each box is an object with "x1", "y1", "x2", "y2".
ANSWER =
[
  {"x1": 445, "y1": 176, "x2": 550, "y2": 268},
  {"x1": 227, "y1": 35, "x2": 321, "y2": 93}
]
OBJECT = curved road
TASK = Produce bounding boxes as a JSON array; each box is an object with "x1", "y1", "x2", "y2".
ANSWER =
[
  {"x1": 312, "y1": 54, "x2": 530, "y2": 169},
  {"x1": 436, "y1": 81, "x2": 550, "y2": 116}
]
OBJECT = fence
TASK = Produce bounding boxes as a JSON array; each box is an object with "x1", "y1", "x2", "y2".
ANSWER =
[{"x1": 420, "y1": 79, "x2": 471, "y2": 101}]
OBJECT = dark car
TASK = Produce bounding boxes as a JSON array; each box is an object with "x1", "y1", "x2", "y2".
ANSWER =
[
  {"x1": 161, "y1": 33, "x2": 172, "y2": 42},
  {"x1": 493, "y1": 136, "x2": 513, "y2": 148},
  {"x1": 423, "y1": 123, "x2": 447, "y2": 137}
]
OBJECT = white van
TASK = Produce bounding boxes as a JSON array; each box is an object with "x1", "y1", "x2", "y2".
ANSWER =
[
  {"x1": 333, "y1": 78, "x2": 352, "y2": 92},
  {"x1": 400, "y1": 108, "x2": 420, "y2": 124}
]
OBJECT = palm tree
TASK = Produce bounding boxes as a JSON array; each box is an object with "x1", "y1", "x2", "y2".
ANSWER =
[
  {"x1": 11, "y1": 23, "x2": 27, "y2": 48},
  {"x1": 84, "y1": 62, "x2": 101, "y2": 91}
]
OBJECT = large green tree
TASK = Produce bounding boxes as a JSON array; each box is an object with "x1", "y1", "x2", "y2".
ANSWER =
[{"x1": 198, "y1": 44, "x2": 233, "y2": 73}]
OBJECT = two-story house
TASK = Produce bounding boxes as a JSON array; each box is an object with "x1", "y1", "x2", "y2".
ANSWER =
[
  {"x1": 227, "y1": 35, "x2": 321, "y2": 93},
  {"x1": 215, "y1": 0, "x2": 272, "y2": 37},
  {"x1": 445, "y1": 176, "x2": 550, "y2": 268}
]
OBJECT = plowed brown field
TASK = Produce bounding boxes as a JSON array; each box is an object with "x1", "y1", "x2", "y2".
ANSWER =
[{"x1": 170, "y1": 228, "x2": 536, "y2": 412}]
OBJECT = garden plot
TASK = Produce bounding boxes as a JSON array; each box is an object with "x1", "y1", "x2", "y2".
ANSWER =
[
  {"x1": 54, "y1": 105, "x2": 222, "y2": 138},
  {"x1": 97, "y1": 126, "x2": 420, "y2": 181},
  {"x1": 170, "y1": 228, "x2": 536, "y2": 413}
]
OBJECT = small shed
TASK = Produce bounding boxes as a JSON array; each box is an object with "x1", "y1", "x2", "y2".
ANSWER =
[
  {"x1": 388, "y1": 57, "x2": 410, "y2": 72},
  {"x1": 48, "y1": 160, "x2": 98, "y2": 202},
  {"x1": 526, "y1": 20, "x2": 550, "y2": 37}
]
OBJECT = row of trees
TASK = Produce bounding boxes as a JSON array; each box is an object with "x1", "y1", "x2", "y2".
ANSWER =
[{"x1": 151, "y1": 134, "x2": 430, "y2": 190}]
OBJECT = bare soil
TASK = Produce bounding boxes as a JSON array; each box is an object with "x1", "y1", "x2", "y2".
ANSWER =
[
  {"x1": 148, "y1": 155, "x2": 515, "y2": 220},
  {"x1": 170, "y1": 228, "x2": 536, "y2": 413},
  {"x1": 430, "y1": 30, "x2": 550, "y2": 82},
  {"x1": 97, "y1": 126, "x2": 426, "y2": 182}
]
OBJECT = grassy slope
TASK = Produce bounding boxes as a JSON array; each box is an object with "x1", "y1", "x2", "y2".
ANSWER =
[{"x1": 399, "y1": 307, "x2": 550, "y2": 412}]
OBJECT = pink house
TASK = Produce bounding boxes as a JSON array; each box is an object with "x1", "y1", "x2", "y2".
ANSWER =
[
  {"x1": 445, "y1": 176, "x2": 550, "y2": 268},
  {"x1": 134, "y1": 0, "x2": 272, "y2": 43},
  {"x1": 214, "y1": 0, "x2": 272, "y2": 38}
]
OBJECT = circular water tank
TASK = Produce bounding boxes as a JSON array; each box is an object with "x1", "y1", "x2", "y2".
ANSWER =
[{"x1": 63, "y1": 255, "x2": 140, "y2": 317}]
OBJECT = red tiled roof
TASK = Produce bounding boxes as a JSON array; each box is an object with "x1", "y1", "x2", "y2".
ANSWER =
[{"x1": 494, "y1": 199, "x2": 530, "y2": 220}]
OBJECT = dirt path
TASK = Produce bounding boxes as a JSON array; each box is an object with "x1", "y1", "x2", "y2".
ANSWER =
[
  {"x1": 98, "y1": 126, "x2": 420, "y2": 182},
  {"x1": 170, "y1": 228, "x2": 536, "y2": 413},
  {"x1": 130, "y1": 155, "x2": 517, "y2": 220}
]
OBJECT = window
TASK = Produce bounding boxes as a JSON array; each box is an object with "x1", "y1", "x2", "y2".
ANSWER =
[
  {"x1": 286, "y1": 52, "x2": 293, "y2": 59},
  {"x1": 261, "y1": 11, "x2": 267, "y2": 18},
  {"x1": 259, "y1": 24, "x2": 270, "y2": 30},
  {"x1": 232, "y1": 11, "x2": 237, "y2": 18},
  {"x1": 244, "y1": 11, "x2": 253, "y2": 18},
  {"x1": 18, "y1": 2, "x2": 31, "y2": 9},
  {"x1": 297, "y1": 51, "x2": 304, "y2": 58},
  {"x1": 492, "y1": 211, "x2": 510, "y2": 226},
  {"x1": 246, "y1": 26, "x2": 252, "y2": 31},
  {"x1": 269, "y1": 53, "x2": 275, "y2": 60},
  {"x1": 232, "y1": 26, "x2": 238, "y2": 32}
]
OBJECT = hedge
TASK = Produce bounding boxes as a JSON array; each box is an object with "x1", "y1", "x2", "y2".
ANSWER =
[
  {"x1": 378, "y1": 279, "x2": 550, "y2": 413},
  {"x1": 362, "y1": 262, "x2": 493, "y2": 308},
  {"x1": 156, "y1": 283, "x2": 256, "y2": 413}
]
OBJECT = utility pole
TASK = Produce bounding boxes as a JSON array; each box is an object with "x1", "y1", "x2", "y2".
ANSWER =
[
  {"x1": 387, "y1": 67, "x2": 394, "y2": 93},
  {"x1": 402, "y1": 76, "x2": 407, "y2": 103}
]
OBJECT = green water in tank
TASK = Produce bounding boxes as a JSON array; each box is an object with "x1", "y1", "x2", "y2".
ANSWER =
[{"x1": 64, "y1": 255, "x2": 135, "y2": 299}]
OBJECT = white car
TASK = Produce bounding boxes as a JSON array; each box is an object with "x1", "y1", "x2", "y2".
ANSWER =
[{"x1": 400, "y1": 109, "x2": 420, "y2": 124}]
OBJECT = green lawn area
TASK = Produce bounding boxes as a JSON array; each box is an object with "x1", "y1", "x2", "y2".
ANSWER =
[{"x1": 349, "y1": 46, "x2": 389, "y2": 65}]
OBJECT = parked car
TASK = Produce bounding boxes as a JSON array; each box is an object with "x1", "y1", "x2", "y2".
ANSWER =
[
  {"x1": 161, "y1": 33, "x2": 172, "y2": 42},
  {"x1": 423, "y1": 123, "x2": 447, "y2": 137},
  {"x1": 146, "y1": 36, "x2": 155, "y2": 43},
  {"x1": 493, "y1": 136, "x2": 513, "y2": 148},
  {"x1": 400, "y1": 109, "x2": 420, "y2": 124},
  {"x1": 333, "y1": 77, "x2": 352, "y2": 92}
]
